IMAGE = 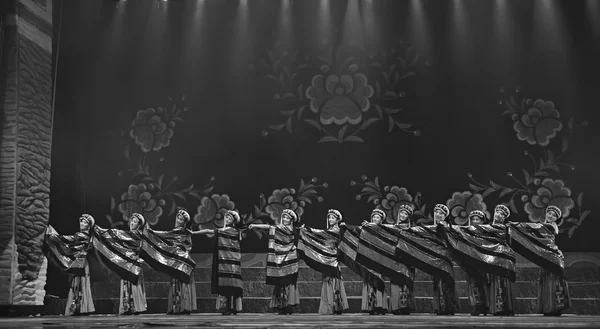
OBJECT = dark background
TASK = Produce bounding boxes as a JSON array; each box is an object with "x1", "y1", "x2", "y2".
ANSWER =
[{"x1": 49, "y1": 0, "x2": 599, "y2": 264}]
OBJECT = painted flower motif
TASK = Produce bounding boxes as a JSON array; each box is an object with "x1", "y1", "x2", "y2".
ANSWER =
[
  {"x1": 524, "y1": 178, "x2": 574, "y2": 222},
  {"x1": 130, "y1": 108, "x2": 175, "y2": 152},
  {"x1": 446, "y1": 191, "x2": 490, "y2": 225},
  {"x1": 118, "y1": 183, "x2": 163, "y2": 225},
  {"x1": 512, "y1": 99, "x2": 563, "y2": 146},
  {"x1": 194, "y1": 194, "x2": 236, "y2": 228},
  {"x1": 265, "y1": 188, "x2": 304, "y2": 222},
  {"x1": 305, "y1": 66, "x2": 374, "y2": 126},
  {"x1": 379, "y1": 186, "x2": 413, "y2": 223}
]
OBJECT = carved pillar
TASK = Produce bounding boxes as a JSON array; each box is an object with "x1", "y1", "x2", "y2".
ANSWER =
[{"x1": 0, "y1": 0, "x2": 54, "y2": 305}]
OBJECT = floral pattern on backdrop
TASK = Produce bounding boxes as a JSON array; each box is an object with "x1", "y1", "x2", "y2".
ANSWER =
[
  {"x1": 467, "y1": 89, "x2": 590, "y2": 237},
  {"x1": 250, "y1": 41, "x2": 422, "y2": 143}
]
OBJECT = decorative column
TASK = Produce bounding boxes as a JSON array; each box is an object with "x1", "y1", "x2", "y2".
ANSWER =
[{"x1": 0, "y1": 0, "x2": 54, "y2": 306}]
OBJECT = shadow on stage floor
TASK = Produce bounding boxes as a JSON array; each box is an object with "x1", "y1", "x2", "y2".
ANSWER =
[{"x1": 0, "y1": 313, "x2": 599, "y2": 328}]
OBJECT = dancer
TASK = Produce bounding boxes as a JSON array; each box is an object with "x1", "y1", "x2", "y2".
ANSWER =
[
  {"x1": 193, "y1": 210, "x2": 243, "y2": 315},
  {"x1": 389, "y1": 204, "x2": 416, "y2": 315},
  {"x1": 141, "y1": 209, "x2": 197, "y2": 315},
  {"x1": 336, "y1": 212, "x2": 386, "y2": 316},
  {"x1": 416, "y1": 204, "x2": 459, "y2": 315},
  {"x1": 487, "y1": 205, "x2": 516, "y2": 316},
  {"x1": 357, "y1": 209, "x2": 389, "y2": 315},
  {"x1": 44, "y1": 214, "x2": 96, "y2": 316},
  {"x1": 461, "y1": 210, "x2": 491, "y2": 315},
  {"x1": 249, "y1": 209, "x2": 300, "y2": 315},
  {"x1": 298, "y1": 209, "x2": 349, "y2": 315},
  {"x1": 508, "y1": 205, "x2": 571, "y2": 316},
  {"x1": 92, "y1": 213, "x2": 148, "y2": 315}
]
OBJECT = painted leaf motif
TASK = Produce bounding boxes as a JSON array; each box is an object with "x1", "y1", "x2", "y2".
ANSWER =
[
  {"x1": 169, "y1": 200, "x2": 177, "y2": 215},
  {"x1": 344, "y1": 136, "x2": 364, "y2": 142},
  {"x1": 499, "y1": 188, "x2": 514, "y2": 198},
  {"x1": 338, "y1": 125, "x2": 348, "y2": 140},
  {"x1": 280, "y1": 109, "x2": 296, "y2": 116},
  {"x1": 490, "y1": 180, "x2": 502, "y2": 189},
  {"x1": 285, "y1": 119, "x2": 292, "y2": 133},
  {"x1": 547, "y1": 151, "x2": 555, "y2": 164},
  {"x1": 367, "y1": 195, "x2": 379, "y2": 203},
  {"x1": 388, "y1": 116, "x2": 395, "y2": 132},
  {"x1": 361, "y1": 117, "x2": 379, "y2": 130},
  {"x1": 568, "y1": 224, "x2": 581, "y2": 238},
  {"x1": 561, "y1": 136, "x2": 569, "y2": 153},
  {"x1": 189, "y1": 191, "x2": 203, "y2": 200},
  {"x1": 395, "y1": 122, "x2": 412, "y2": 129},
  {"x1": 580, "y1": 210, "x2": 591, "y2": 222},
  {"x1": 174, "y1": 192, "x2": 185, "y2": 200},
  {"x1": 577, "y1": 192, "x2": 584, "y2": 207},
  {"x1": 318, "y1": 136, "x2": 338, "y2": 143},
  {"x1": 281, "y1": 93, "x2": 295, "y2": 100},
  {"x1": 305, "y1": 119, "x2": 322, "y2": 131},
  {"x1": 398, "y1": 72, "x2": 416, "y2": 81},
  {"x1": 375, "y1": 105, "x2": 384, "y2": 119},
  {"x1": 269, "y1": 124, "x2": 284, "y2": 130},
  {"x1": 361, "y1": 186, "x2": 379, "y2": 194},
  {"x1": 297, "y1": 84, "x2": 304, "y2": 100},
  {"x1": 509, "y1": 198, "x2": 519, "y2": 214},
  {"x1": 523, "y1": 169, "x2": 532, "y2": 184},
  {"x1": 297, "y1": 106, "x2": 305, "y2": 120},
  {"x1": 469, "y1": 183, "x2": 483, "y2": 191},
  {"x1": 482, "y1": 188, "x2": 495, "y2": 198},
  {"x1": 110, "y1": 197, "x2": 116, "y2": 212}
]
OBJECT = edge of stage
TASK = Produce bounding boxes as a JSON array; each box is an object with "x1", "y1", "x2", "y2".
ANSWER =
[{"x1": 0, "y1": 313, "x2": 600, "y2": 328}]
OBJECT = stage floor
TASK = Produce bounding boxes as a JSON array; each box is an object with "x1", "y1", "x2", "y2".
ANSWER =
[{"x1": 1, "y1": 314, "x2": 599, "y2": 328}]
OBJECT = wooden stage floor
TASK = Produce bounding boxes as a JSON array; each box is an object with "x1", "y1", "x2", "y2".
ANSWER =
[{"x1": 1, "y1": 314, "x2": 599, "y2": 328}]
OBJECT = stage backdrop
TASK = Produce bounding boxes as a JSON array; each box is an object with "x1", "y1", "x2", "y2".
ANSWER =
[{"x1": 46, "y1": 0, "x2": 599, "y2": 295}]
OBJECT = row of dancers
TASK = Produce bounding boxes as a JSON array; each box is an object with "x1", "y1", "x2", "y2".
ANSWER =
[{"x1": 44, "y1": 203, "x2": 571, "y2": 316}]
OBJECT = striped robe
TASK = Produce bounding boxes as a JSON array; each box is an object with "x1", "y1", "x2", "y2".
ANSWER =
[
  {"x1": 395, "y1": 224, "x2": 456, "y2": 287},
  {"x1": 395, "y1": 224, "x2": 458, "y2": 314},
  {"x1": 298, "y1": 226, "x2": 340, "y2": 278},
  {"x1": 139, "y1": 227, "x2": 196, "y2": 282},
  {"x1": 337, "y1": 225, "x2": 385, "y2": 291},
  {"x1": 356, "y1": 223, "x2": 414, "y2": 287},
  {"x1": 266, "y1": 225, "x2": 299, "y2": 286},
  {"x1": 212, "y1": 227, "x2": 243, "y2": 297},
  {"x1": 509, "y1": 222, "x2": 571, "y2": 314},
  {"x1": 442, "y1": 224, "x2": 516, "y2": 313},
  {"x1": 44, "y1": 226, "x2": 95, "y2": 315},
  {"x1": 92, "y1": 226, "x2": 143, "y2": 284},
  {"x1": 92, "y1": 226, "x2": 147, "y2": 314},
  {"x1": 442, "y1": 224, "x2": 516, "y2": 282}
]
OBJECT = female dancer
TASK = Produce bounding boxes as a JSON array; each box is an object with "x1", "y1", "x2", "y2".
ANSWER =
[
  {"x1": 537, "y1": 206, "x2": 571, "y2": 316},
  {"x1": 488, "y1": 205, "x2": 516, "y2": 316},
  {"x1": 193, "y1": 210, "x2": 243, "y2": 315},
  {"x1": 141, "y1": 209, "x2": 197, "y2": 315},
  {"x1": 429, "y1": 204, "x2": 459, "y2": 315},
  {"x1": 463, "y1": 210, "x2": 491, "y2": 315},
  {"x1": 389, "y1": 204, "x2": 416, "y2": 315},
  {"x1": 44, "y1": 214, "x2": 96, "y2": 316},
  {"x1": 92, "y1": 213, "x2": 148, "y2": 315},
  {"x1": 298, "y1": 209, "x2": 349, "y2": 314},
  {"x1": 508, "y1": 205, "x2": 571, "y2": 316},
  {"x1": 249, "y1": 209, "x2": 300, "y2": 315},
  {"x1": 359, "y1": 209, "x2": 389, "y2": 315}
]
